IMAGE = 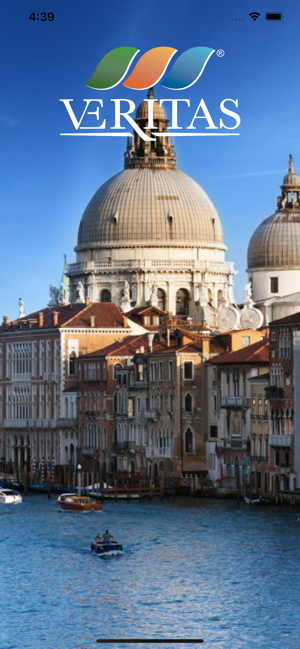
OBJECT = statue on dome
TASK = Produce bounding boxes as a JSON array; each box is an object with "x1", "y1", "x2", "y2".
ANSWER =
[
  {"x1": 18, "y1": 298, "x2": 25, "y2": 319},
  {"x1": 198, "y1": 282, "x2": 209, "y2": 305},
  {"x1": 76, "y1": 281, "x2": 85, "y2": 303},
  {"x1": 245, "y1": 282, "x2": 252, "y2": 300},
  {"x1": 150, "y1": 281, "x2": 158, "y2": 302},
  {"x1": 49, "y1": 285, "x2": 59, "y2": 305},
  {"x1": 58, "y1": 283, "x2": 68, "y2": 306},
  {"x1": 221, "y1": 282, "x2": 229, "y2": 303},
  {"x1": 123, "y1": 280, "x2": 130, "y2": 299}
]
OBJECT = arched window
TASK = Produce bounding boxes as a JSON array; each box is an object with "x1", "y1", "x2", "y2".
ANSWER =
[
  {"x1": 176, "y1": 289, "x2": 189, "y2": 316},
  {"x1": 184, "y1": 393, "x2": 192, "y2": 412},
  {"x1": 69, "y1": 352, "x2": 77, "y2": 376},
  {"x1": 113, "y1": 363, "x2": 122, "y2": 380},
  {"x1": 157, "y1": 289, "x2": 166, "y2": 311},
  {"x1": 101, "y1": 289, "x2": 111, "y2": 303},
  {"x1": 185, "y1": 427, "x2": 193, "y2": 453}
]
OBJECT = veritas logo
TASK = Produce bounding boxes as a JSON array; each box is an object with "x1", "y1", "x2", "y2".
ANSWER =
[{"x1": 60, "y1": 45, "x2": 241, "y2": 141}]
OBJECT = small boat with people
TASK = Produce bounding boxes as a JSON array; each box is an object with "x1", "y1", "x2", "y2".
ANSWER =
[
  {"x1": 91, "y1": 529, "x2": 123, "y2": 556},
  {"x1": 57, "y1": 494, "x2": 103, "y2": 512},
  {"x1": 244, "y1": 493, "x2": 269, "y2": 505},
  {"x1": 0, "y1": 488, "x2": 22, "y2": 504}
]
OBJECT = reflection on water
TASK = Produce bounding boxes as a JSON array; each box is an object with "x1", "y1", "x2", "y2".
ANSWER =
[{"x1": 0, "y1": 496, "x2": 299, "y2": 648}]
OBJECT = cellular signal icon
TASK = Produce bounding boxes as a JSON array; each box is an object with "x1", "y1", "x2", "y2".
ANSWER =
[{"x1": 249, "y1": 12, "x2": 260, "y2": 21}]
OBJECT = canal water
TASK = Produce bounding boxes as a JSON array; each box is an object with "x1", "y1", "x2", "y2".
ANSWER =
[{"x1": 0, "y1": 496, "x2": 299, "y2": 649}]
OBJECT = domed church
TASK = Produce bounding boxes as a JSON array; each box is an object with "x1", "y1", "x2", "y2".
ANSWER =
[
  {"x1": 248, "y1": 155, "x2": 300, "y2": 323},
  {"x1": 67, "y1": 90, "x2": 239, "y2": 329}
]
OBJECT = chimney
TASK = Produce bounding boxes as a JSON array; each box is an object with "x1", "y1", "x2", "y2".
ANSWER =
[
  {"x1": 123, "y1": 316, "x2": 128, "y2": 328},
  {"x1": 202, "y1": 338, "x2": 210, "y2": 353},
  {"x1": 3, "y1": 315, "x2": 9, "y2": 328},
  {"x1": 52, "y1": 311, "x2": 59, "y2": 327},
  {"x1": 38, "y1": 312, "x2": 44, "y2": 328},
  {"x1": 167, "y1": 328, "x2": 170, "y2": 347},
  {"x1": 85, "y1": 296, "x2": 90, "y2": 306},
  {"x1": 147, "y1": 332, "x2": 154, "y2": 353},
  {"x1": 90, "y1": 315, "x2": 95, "y2": 328}
]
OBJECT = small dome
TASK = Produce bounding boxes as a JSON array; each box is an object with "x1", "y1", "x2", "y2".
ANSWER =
[
  {"x1": 248, "y1": 156, "x2": 300, "y2": 269},
  {"x1": 247, "y1": 213, "x2": 300, "y2": 269},
  {"x1": 135, "y1": 88, "x2": 167, "y2": 121}
]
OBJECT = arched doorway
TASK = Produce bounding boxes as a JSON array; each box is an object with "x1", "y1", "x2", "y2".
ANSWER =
[
  {"x1": 153, "y1": 462, "x2": 158, "y2": 478},
  {"x1": 226, "y1": 455, "x2": 232, "y2": 477},
  {"x1": 234, "y1": 456, "x2": 239, "y2": 480},
  {"x1": 101, "y1": 289, "x2": 111, "y2": 303},
  {"x1": 130, "y1": 460, "x2": 135, "y2": 474},
  {"x1": 158, "y1": 289, "x2": 166, "y2": 311},
  {"x1": 176, "y1": 289, "x2": 189, "y2": 316}
]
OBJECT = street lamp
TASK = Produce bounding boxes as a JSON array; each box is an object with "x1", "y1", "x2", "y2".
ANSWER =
[{"x1": 77, "y1": 463, "x2": 82, "y2": 496}]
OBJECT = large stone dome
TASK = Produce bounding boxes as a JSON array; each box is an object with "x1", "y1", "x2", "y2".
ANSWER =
[
  {"x1": 248, "y1": 156, "x2": 300, "y2": 269},
  {"x1": 68, "y1": 89, "x2": 235, "y2": 323},
  {"x1": 76, "y1": 167, "x2": 224, "y2": 250}
]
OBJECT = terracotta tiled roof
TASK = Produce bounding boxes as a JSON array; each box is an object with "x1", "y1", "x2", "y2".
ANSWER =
[
  {"x1": 79, "y1": 335, "x2": 150, "y2": 359},
  {"x1": 270, "y1": 310, "x2": 300, "y2": 326},
  {"x1": 126, "y1": 306, "x2": 166, "y2": 317},
  {"x1": 209, "y1": 339, "x2": 269, "y2": 365},
  {"x1": 79, "y1": 331, "x2": 204, "y2": 360},
  {"x1": 0, "y1": 302, "x2": 128, "y2": 332}
]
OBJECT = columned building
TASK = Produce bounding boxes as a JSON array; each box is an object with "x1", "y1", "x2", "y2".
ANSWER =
[{"x1": 68, "y1": 90, "x2": 237, "y2": 330}]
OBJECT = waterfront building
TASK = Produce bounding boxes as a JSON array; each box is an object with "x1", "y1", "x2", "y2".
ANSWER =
[
  {"x1": 77, "y1": 334, "x2": 150, "y2": 475},
  {"x1": 248, "y1": 372, "x2": 270, "y2": 495},
  {"x1": 268, "y1": 312, "x2": 297, "y2": 493},
  {"x1": 0, "y1": 301, "x2": 139, "y2": 474},
  {"x1": 206, "y1": 336, "x2": 269, "y2": 489}
]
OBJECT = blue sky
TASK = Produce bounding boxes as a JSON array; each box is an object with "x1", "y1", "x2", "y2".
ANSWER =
[{"x1": 1, "y1": 0, "x2": 299, "y2": 318}]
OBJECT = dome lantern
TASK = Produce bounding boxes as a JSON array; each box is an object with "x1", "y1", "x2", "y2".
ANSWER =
[
  {"x1": 277, "y1": 154, "x2": 300, "y2": 210},
  {"x1": 124, "y1": 88, "x2": 177, "y2": 170}
]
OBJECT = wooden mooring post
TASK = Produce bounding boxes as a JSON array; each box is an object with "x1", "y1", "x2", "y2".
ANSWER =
[
  {"x1": 24, "y1": 466, "x2": 28, "y2": 496},
  {"x1": 47, "y1": 468, "x2": 51, "y2": 499}
]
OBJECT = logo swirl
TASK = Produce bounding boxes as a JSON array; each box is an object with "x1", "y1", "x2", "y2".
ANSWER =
[{"x1": 86, "y1": 46, "x2": 215, "y2": 91}]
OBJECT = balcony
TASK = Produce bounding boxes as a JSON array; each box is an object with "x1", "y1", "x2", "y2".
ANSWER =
[
  {"x1": 250, "y1": 456, "x2": 268, "y2": 462},
  {"x1": 221, "y1": 396, "x2": 251, "y2": 408},
  {"x1": 146, "y1": 446, "x2": 173, "y2": 458},
  {"x1": 4, "y1": 418, "x2": 58, "y2": 428},
  {"x1": 265, "y1": 387, "x2": 284, "y2": 399},
  {"x1": 279, "y1": 464, "x2": 290, "y2": 475},
  {"x1": 57, "y1": 418, "x2": 78, "y2": 427},
  {"x1": 82, "y1": 446, "x2": 97, "y2": 458},
  {"x1": 269, "y1": 434, "x2": 294, "y2": 447},
  {"x1": 112, "y1": 441, "x2": 135, "y2": 452},
  {"x1": 145, "y1": 410, "x2": 158, "y2": 421}
]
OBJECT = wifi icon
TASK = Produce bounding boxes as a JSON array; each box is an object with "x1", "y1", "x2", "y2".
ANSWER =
[{"x1": 249, "y1": 12, "x2": 260, "y2": 20}]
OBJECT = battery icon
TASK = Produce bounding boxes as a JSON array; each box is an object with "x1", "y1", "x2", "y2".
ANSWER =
[{"x1": 265, "y1": 13, "x2": 284, "y2": 20}]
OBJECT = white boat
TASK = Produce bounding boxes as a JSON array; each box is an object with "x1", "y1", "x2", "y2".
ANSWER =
[{"x1": 0, "y1": 488, "x2": 22, "y2": 504}]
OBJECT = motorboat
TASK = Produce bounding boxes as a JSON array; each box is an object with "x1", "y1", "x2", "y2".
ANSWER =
[
  {"x1": 57, "y1": 494, "x2": 103, "y2": 512},
  {"x1": 244, "y1": 494, "x2": 269, "y2": 505},
  {"x1": 0, "y1": 488, "x2": 22, "y2": 504},
  {"x1": 91, "y1": 537, "x2": 123, "y2": 556}
]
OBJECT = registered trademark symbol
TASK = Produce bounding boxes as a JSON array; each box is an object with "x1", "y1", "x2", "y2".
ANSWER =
[{"x1": 216, "y1": 49, "x2": 225, "y2": 57}]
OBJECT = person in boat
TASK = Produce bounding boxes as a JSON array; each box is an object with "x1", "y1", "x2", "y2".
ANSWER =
[
  {"x1": 95, "y1": 533, "x2": 101, "y2": 542},
  {"x1": 102, "y1": 530, "x2": 113, "y2": 543}
]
